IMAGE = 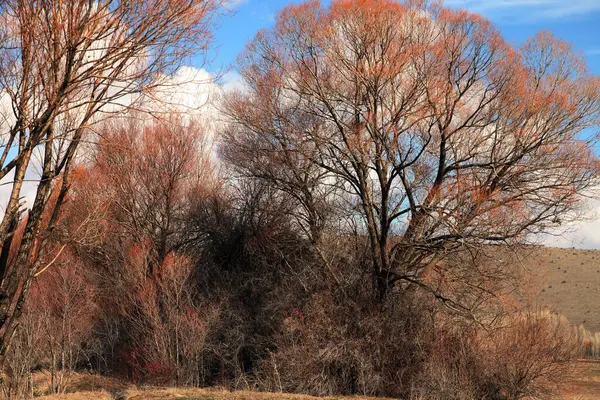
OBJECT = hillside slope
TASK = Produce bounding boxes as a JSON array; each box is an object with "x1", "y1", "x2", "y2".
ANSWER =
[{"x1": 526, "y1": 247, "x2": 600, "y2": 333}]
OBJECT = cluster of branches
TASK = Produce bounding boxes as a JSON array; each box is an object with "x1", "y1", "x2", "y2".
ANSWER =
[
  {"x1": 3, "y1": 116, "x2": 220, "y2": 394},
  {"x1": 0, "y1": 113, "x2": 585, "y2": 399}
]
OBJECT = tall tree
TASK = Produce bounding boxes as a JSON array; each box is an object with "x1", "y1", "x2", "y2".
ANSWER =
[
  {"x1": 0, "y1": 0, "x2": 220, "y2": 360},
  {"x1": 36, "y1": 116, "x2": 216, "y2": 384},
  {"x1": 222, "y1": 0, "x2": 600, "y2": 304}
]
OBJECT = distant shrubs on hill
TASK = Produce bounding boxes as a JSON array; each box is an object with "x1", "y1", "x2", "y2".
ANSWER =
[{"x1": 576, "y1": 323, "x2": 600, "y2": 358}]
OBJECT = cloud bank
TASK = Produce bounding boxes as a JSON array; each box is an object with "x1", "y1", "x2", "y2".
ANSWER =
[{"x1": 444, "y1": 0, "x2": 600, "y2": 21}]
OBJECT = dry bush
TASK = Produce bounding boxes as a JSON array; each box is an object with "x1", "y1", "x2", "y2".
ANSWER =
[
  {"x1": 256, "y1": 235, "x2": 433, "y2": 398},
  {"x1": 482, "y1": 312, "x2": 579, "y2": 399},
  {"x1": 415, "y1": 311, "x2": 579, "y2": 400},
  {"x1": 118, "y1": 245, "x2": 218, "y2": 386},
  {"x1": 0, "y1": 312, "x2": 41, "y2": 399},
  {"x1": 81, "y1": 117, "x2": 220, "y2": 386},
  {"x1": 2, "y1": 116, "x2": 223, "y2": 391},
  {"x1": 413, "y1": 323, "x2": 482, "y2": 400},
  {"x1": 187, "y1": 180, "x2": 318, "y2": 389},
  {"x1": 575, "y1": 324, "x2": 600, "y2": 358},
  {"x1": 1, "y1": 251, "x2": 99, "y2": 399}
]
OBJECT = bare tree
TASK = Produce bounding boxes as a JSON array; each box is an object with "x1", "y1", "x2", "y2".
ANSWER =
[
  {"x1": 59, "y1": 116, "x2": 217, "y2": 385},
  {"x1": 0, "y1": 0, "x2": 220, "y2": 361},
  {"x1": 222, "y1": 0, "x2": 600, "y2": 305},
  {"x1": 94, "y1": 116, "x2": 214, "y2": 265},
  {"x1": 220, "y1": 88, "x2": 335, "y2": 244}
]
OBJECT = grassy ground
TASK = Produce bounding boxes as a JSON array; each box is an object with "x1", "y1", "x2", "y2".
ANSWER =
[
  {"x1": 35, "y1": 392, "x2": 112, "y2": 400},
  {"x1": 126, "y1": 388, "x2": 394, "y2": 400},
  {"x1": 27, "y1": 367, "x2": 600, "y2": 400},
  {"x1": 28, "y1": 362, "x2": 600, "y2": 400},
  {"x1": 36, "y1": 385, "x2": 394, "y2": 400},
  {"x1": 30, "y1": 371, "x2": 395, "y2": 400},
  {"x1": 560, "y1": 360, "x2": 600, "y2": 399},
  {"x1": 29, "y1": 370, "x2": 600, "y2": 400}
]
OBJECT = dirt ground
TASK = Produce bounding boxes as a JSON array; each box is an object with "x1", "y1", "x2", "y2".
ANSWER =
[{"x1": 560, "y1": 360, "x2": 600, "y2": 399}]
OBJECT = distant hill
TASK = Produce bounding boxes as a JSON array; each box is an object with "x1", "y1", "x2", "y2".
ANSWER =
[{"x1": 524, "y1": 247, "x2": 600, "y2": 333}]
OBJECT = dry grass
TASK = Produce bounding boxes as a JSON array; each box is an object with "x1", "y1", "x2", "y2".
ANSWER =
[
  {"x1": 524, "y1": 247, "x2": 600, "y2": 333},
  {"x1": 34, "y1": 391, "x2": 113, "y2": 400},
  {"x1": 558, "y1": 360, "x2": 600, "y2": 399},
  {"x1": 28, "y1": 372, "x2": 128, "y2": 399},
  {"x1": 29, "y1": 372, "x2": 395, "y2": 400},
  {"x1": 34, "y1": 386, "x2": 395, "y2": 400},
  {"x1": 126, "y1": 388, "x2": 395, "y2": 400}
]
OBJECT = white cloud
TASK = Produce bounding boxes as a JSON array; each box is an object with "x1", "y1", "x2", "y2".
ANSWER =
[
  {"x1": 223, "y1": 0, "x2": 248, "y2": 10},
  {"x1": 142, "y1": 66, "x2": 216, "y2": 115},
  {"x1": 444, "y1": 0, "x2": 600, "y2": 21},
  {"x1": 543, "y1": 220, "x2": 600, "y2": 249},
  {"x1": 0, "y1": 171, "x2": 38, "y2": 215},
  {"x1": 540, "y1": 198, "x2": 600, "y2": 249},
  {"x1": 221, "y1": 71, "x2": 247, "y2": 93}
]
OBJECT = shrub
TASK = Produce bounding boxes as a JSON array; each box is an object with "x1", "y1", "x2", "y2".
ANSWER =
[{"x1": 415, "y1": 311, "x2": 579, "y2": 400}]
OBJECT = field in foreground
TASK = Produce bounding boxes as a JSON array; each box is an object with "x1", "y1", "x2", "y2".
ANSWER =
[
  {"x1": 24, "y1": 360, "x2": 600, "y2": 399},
  {"x1": 34, "y1": 381, "x2": 394, "y2": 400},
  {"x1": 27, "y1": 371, "x2": 395, "y2": 400},
  {"x1": 36, "y1": 388, "x2": 391, "y2": 400}
]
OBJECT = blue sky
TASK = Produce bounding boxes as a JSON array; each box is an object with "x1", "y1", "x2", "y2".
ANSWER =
[{"x1": 207, "y1": 0, "x2": 600, "y2": 76}]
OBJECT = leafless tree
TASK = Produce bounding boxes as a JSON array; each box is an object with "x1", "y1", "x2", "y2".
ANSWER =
[
  {"x1": 222, "y1": 0, "x2": 600, "y2": 306},
  {"x1": 0, "y1": 0, "x2": 220, "y2": 361},
  {"x1": 61, "y1": 116, "x2": 217, "y2": 385}
]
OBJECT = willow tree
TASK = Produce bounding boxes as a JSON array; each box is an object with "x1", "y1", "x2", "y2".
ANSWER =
[
  {"x1": 0, "y1": 0, "x2": 220, "y2": 359},
  {"x1": 222, "y1": 0, "x2": 600, "y2": 305}
]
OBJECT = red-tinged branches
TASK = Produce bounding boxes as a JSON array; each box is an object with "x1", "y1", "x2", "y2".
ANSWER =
[
  {"x1": 0, "y1": 0, "x2": 592, "y2": 397},
  {"x1": 0, "y1": 0, "x2": 220, "y2": 360},
  {"x1": 221, "y1": 0, "x2": 600, "y2": 307},
  {"x1": 40, "y1": 116, "x2": 217, "y2": 385},
  {"x1": 95, "y1": 117, "x2": 214, "y2": 263}
]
